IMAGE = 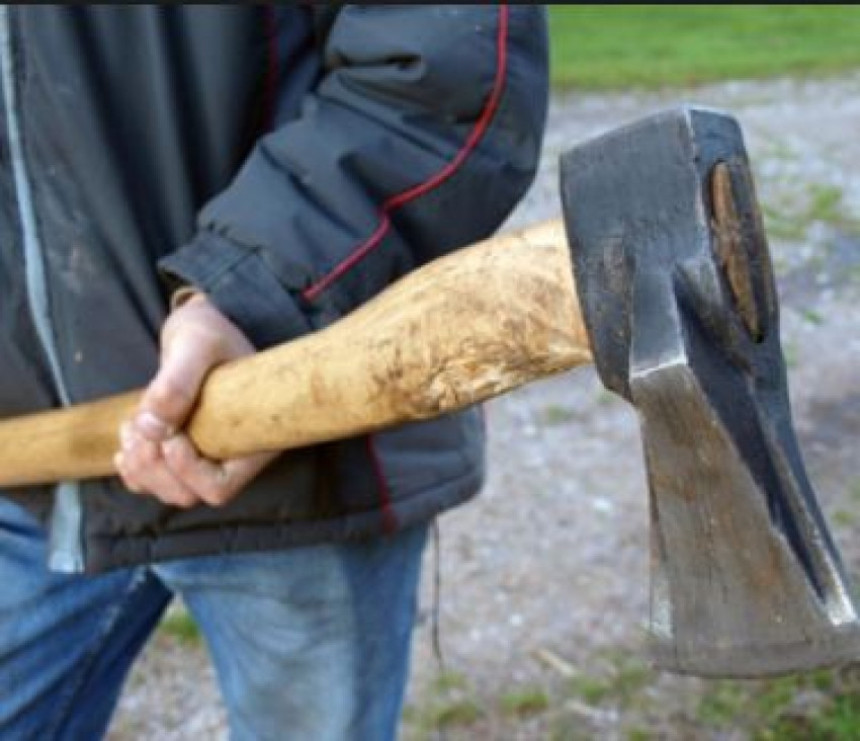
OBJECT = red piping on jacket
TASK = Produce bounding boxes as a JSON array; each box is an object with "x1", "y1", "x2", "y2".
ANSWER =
[
  {"x1": 302, "y1": 5, "x2": 510, "y2": 302},
  {"x1": 366, "y1": 437, "x2": 398, "y2": 533},
  {"x1": 308, "y1": 7, "x2": 509, "y2": 530}
]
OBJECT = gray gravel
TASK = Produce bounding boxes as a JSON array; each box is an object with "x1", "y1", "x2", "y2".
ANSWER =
[{"x1": 108, "y1": 72, "x2": 860, "y2": 740}]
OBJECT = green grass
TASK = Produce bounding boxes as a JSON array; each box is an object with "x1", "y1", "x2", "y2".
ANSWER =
[
  {"x1": 833, "y1": 509, "x2": 856, "y2": 528},
  {"x1": 803, "y1": 693, "x2": 860, "y2": 740},
  {"x1": 762, "y1": 183, "x2": 860, "y2": 244},
  {"x1": 567, "y1": 654, "x2": 654, "y2": 709},
  {"x1": 548, "y1": 6, "x2": 860, "y2": 90},
  {"x1": 568, "y1": 674, "x2": 614, "y2": 705},
  {"x1": 401, "y1": 662, "x2": 860, "y2": 740},
  {"x1": 431, "y1": 670, "x2": 470, "y2": 694},
  {"x1": 403, "y1": 669, "x2": 485, "y2": 736},
  {"x1": 783, "y1": 341, "x2": 800, "y2": 369},
  {"x1": 800, "y1": 309, "x2": 824, "y2": 326},
  {"x1": 499, "y1": 686, "x2": 551, "y2": 717},
  {"x1": 424, "y1": 699, "x2": 483, "y2": 729},
  {"x1": 542, "y1": 404, "x2": 579, "y2": 426},
  {"x1": 691, "y1": 671, "x2": 860, "y2": 740},
  {"x1": 157, "y1": 606, "x2": 203, "y2": 646}
]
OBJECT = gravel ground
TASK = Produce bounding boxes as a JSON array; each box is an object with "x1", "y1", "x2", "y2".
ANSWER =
[{"x1": 108, "y1": 73, "x2": 860, "y2": 740}]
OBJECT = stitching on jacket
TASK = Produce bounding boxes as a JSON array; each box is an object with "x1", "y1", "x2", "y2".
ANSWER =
[{"x1": 301, "y1": 5, "x2": 510, "y2": 302}]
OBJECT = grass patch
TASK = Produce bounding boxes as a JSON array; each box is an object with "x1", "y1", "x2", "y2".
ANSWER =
[
  {"x1": 762, "y1": 204, "x2": 808, "y2": 242},
  {"x1": 157, "y1": 606, "x2": 202, "y2": 646},
  {"x1": 596, "y1": 389, "x2": 618, "y2": 407},
  {"x1": 697, "y1": 681, "x2": 749, "y2": 727},
  {"x1": 557, "y1": 658, "x2": 855, "y2": 739},
  {"x1": 692, "y1": 671, "x2": 860, "y2": 738},
  {"x1": 801, "y1": 308, "x2": 824, "y2": 326},
  {"x1": 804, "y1": 693, "x2": 860, "y2": 739},
  {"x1": 404, "y1": 661, "x2": 860, "y2": 739},
  {"x1": 807, "y1": 185, "x2": 846, "y2": 224},
  {"x1": 549, "y1": 6, "x2": 860, "y2": 90},
  {"x1": 833, "y1": 510, "x2": 856, "y2": 528},
  {"x1": 762, "y1": 183, "x2": 860, "y2": 243},
  {"x1": 404, "y1": 669, "x2": 485, "y2": 736},
  {"x1": 627, "y1": 730, "x2": 655, "y2": 741},
  {"x1": 756, "y1": 687, "x2": 860, "y2": 740},
  {"x1": 567, "y1": 654, "x2": 654, "y2": 709},
  {"x1": 569, "y1": 675, "x2": 615, "y2": 706},
  {"x1": 499, "y1": 686, "x2": 551, "y2": 717},
  {"x1": 426, "y1": 699, "x2": 483, "y2": 729},
  {"x1": 783, "y1": 341, "x2": 800, "y2": 369},
  {"x1": 431, "y1": 670, "x2": 470, "y2": 694},
  {"x1": 542, "y1": 404, "x2": 579, "y2": 426}
]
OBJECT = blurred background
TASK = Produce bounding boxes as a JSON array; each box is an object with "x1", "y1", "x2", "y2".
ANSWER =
[{"x1": 110, "y1": 6, "x2": 860, "y2": 740}]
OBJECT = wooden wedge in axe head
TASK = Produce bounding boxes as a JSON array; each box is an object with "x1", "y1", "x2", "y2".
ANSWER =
[{"x1": 0, "y1": 107, "x2": 857, "y2": 677}]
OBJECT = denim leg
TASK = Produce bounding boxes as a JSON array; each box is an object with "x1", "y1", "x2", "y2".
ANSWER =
[
  {"x1": 0, "y1": 498, "x2": 172, "y2": 741},
  {"x1": 155, "y1": 523, "x2": 429, "y2": 741}
]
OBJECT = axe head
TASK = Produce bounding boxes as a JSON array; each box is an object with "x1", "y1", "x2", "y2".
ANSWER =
[{"x1": 560, "y1": 107, "x2": 860, "y2": 677}]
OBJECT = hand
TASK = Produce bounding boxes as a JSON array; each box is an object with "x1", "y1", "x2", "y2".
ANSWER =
[{"x1": 114, "y1": 293, "x2": 278, "y2": 508}]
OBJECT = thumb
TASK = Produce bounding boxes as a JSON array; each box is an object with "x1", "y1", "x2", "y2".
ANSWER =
[{"x1": 135, "y1": 333, "x2": 218, "y2": 441}]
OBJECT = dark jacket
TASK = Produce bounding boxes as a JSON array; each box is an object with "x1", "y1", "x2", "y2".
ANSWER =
[{"x1": 0, "y1": 5, "x2": 549, "y2": 573}]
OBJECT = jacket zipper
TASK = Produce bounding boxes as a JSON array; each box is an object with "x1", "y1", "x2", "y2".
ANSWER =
[{"x1": 0, "y1": 6, "x2": 84, "y2": 572}]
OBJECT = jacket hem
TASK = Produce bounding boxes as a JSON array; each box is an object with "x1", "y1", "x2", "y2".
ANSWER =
[{"x1": 82, "y1": 469, "x2": 482, "y2": 573}]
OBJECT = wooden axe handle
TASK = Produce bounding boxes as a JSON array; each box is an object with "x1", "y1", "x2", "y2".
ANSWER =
[{"x1": 0, "y1": 219, "x2": 592, "y2": 488}]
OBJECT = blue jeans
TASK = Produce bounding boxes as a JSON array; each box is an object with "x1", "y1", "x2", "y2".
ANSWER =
[{"x1": 0, "y1": 497, "x2": 428, "y2": 740}]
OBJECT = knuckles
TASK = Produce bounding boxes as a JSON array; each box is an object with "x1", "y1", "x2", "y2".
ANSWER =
[
  {"x1": 146, "y1": 378, "x2": 196, "y2": 416},
  {"x1": 125, "y1": 439, "x2": 160, "y2": 468}
]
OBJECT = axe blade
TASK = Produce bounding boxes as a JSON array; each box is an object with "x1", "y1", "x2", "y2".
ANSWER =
[{"x1": 560, "y1": 107, "x2": 860, "y2": 677}]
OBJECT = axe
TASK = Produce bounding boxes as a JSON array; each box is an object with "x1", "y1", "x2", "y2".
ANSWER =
[{"x1": 1, "y1": 107, "x2": 858, "y2": 678}]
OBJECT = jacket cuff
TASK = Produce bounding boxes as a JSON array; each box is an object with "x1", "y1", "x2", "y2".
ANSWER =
[
  {"x1": 159, "y1": 232, "x2": 314, "y2": 349},
  {"x1": 170, "y1": 285, "x2": 202, "y2": 310}
]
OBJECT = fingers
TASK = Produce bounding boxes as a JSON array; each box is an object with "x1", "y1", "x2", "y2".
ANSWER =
[
  {"x1": 115, "y1": 423, "x2": 199, "y2": 509},
  {"x1": 135, "y1": 295, "x2": 255, "y2": 442},
  {"x1": 160, "y1": 436, "x2": 277, "y2": 507},
  {"x1": 136, "y1": 334, "x2": 218, "y2": 442},
  {"x1": 116, "y1": 422, "x2": 278, "y2": 508},
  {"x1": 115, "y1": 294, "x2": 267, "y2": 507}
]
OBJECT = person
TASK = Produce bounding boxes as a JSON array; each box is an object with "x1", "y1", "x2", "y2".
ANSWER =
[{"x1": 0, "y1": 5, "x2": 548, "y2": 739}]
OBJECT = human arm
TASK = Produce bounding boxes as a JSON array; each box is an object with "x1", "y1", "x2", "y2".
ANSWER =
[{"x1": 117, "y1": 6, "x2": 549, "y2": 507}]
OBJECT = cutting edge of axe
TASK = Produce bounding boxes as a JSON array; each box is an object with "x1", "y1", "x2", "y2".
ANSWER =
[
  {"x1": 1, "y1": 106, "x2": 858, "y2": 679},
  {"x1": 560, "y1": 105, "x2": 860, "y2": 677}
]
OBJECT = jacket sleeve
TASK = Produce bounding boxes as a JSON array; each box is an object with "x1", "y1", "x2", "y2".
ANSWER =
[{"x1": 159, "y1": 5, "x2": 549, "y2": 349}]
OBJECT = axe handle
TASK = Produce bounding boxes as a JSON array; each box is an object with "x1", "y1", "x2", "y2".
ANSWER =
[{"x1": 0, "y1": 219, "x2": 592, "y2": 488}]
